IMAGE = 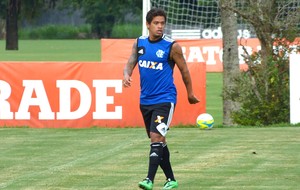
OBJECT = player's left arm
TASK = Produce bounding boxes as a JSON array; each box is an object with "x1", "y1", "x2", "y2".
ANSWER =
[{"x1": 171, "y1": 42, "x2": 200, "y2": 104}]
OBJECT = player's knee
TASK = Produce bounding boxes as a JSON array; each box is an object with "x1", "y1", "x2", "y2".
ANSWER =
[
  {"x1": 149, "y1": 142, "x2": 163, "y2": 165},
  {"x1": 150, "y1": 132, "x2": 165, "y2": 143}
]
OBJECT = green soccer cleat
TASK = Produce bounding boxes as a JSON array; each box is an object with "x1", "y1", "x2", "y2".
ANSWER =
[
  {"x1": 162, "y1": 179, "x2": 178, "y2": 189},
  {"x1": 138, "y1": 178, "x2": 153, "y2": 190}
]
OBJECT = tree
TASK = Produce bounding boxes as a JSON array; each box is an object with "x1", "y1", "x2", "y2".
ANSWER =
[
  {"x1": 219, "y1": 0, "x2": 240, "y2": 126},
  {"x1": 222, "y1": 0, "x2": 299, "y2": 69},
  {"x1": 2, "y1": 0, "x2": 57, "y2": 50},
  {"x1": 6, "y1": 0, "x2": 20, "y2": 50},
  {"x1": 221, "y1": 0, "x2": 300, "y2": 125},
  {"x1": 0, "y1": 0, "x2": 142, "y2": 47},
  {"x1": 59, "y1": 0, "x2": 141, "y2": 38}
]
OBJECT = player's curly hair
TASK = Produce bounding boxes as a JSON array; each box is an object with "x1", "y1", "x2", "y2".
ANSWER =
[{"x1": 146, "y1": 8, "x2": 166, "y2": 24}]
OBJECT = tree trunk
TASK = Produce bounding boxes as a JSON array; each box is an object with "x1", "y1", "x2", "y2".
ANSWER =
[
  {"x1": 220, "y1": 0, "x2": 240, "y2": 126},
  {"x1": 6, "y1": 0, "x2": 19, "y2": 50}
]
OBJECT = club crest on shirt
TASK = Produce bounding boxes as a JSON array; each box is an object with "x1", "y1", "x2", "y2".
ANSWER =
[{"x1": 156, "y1": 49, "x2": 165, "y2": 58}]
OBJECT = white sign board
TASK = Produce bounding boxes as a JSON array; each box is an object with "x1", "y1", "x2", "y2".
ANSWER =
[{"x1": 290, "y1": 54, "x2": 300, "y2": 124}]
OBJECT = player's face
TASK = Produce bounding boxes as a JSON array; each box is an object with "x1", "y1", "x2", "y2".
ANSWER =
[{"x1": 147, "y1": 16, "x2": 165, "y2": 40}]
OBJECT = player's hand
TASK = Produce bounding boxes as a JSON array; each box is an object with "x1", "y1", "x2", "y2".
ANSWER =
[
  {"x1": 123, "y1": 76, "x2": 133, "y2": 88},
  {"x1": 188, "y1": 95, "x2": 200, "y2": 104}
]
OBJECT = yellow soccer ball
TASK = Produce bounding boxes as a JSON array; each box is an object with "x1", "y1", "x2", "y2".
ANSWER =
[{"x1": 196, "y1": 113, "x2": 214, "y2": 129}]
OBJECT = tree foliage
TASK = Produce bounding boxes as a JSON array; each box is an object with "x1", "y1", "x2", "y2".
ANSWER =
[
  {"x1": 1, "y1": 0, "x2": 142, "y2": 48},
  {"x1": 229, "y1": 39, "x2": 299, "y2": 125},
  {"x1": 0, "y1": 1, "x2": 6, "y2": 18},
  {"x1": 0, "y1": 0, "x2": 58, "y2": 20},
  {"x1": 222, "y1": 0, "x2": 300, "y2": 125},
  {"x1": 60, "y1": 0, "x2": 142, "y2": 38},
  {"x1": 3, "y1": 0, "x2": 59, "y2": 49},
  {"x1": 223, "y1": 0, "x2": 300, "y2": 62}
]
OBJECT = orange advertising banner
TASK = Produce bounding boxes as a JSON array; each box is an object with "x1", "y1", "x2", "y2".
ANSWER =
[
  {"x1": 101, "y1": 38, "x2": 262, "y2": 72},
  {"x1": 0, "y1": 61, "x2": 206, "y2": 128}
]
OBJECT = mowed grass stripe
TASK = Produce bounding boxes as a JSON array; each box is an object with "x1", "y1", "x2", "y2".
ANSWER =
[
  {"x1": 176, "y1": 128, "x2": 300, "y2": 189},
  {"x1": 0, "y1": 128, "x2": 146, "y2": 189},
  {"x1": 0, "y1": 40, "x2": 101, "y2": 61},
  {"x1": 0, "y1": 127, "x2": 299, "y2": 189}
]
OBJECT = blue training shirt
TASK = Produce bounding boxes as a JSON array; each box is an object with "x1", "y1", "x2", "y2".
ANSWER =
[{"x1": 137, "y1": 34, "x2": 177, "y2": 105}]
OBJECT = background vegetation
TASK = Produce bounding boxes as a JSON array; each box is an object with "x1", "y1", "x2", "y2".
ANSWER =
[
  {"x1": 0, "y1": 0, "x2": 143, "y2": 39},
  {"x1": 228, "y1": 40, "x2": 295, "y2": 126},
  {"x1": 18, "y1": 24, "x2": 142, "y2": 39},
  {"x1": 221, "y1": 0, "x2": 300, "y2": 126}
]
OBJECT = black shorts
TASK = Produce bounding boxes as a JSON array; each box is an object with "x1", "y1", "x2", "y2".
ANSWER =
[{"x1": 140, "y1": 102, "x2": 175, "y2": 138}]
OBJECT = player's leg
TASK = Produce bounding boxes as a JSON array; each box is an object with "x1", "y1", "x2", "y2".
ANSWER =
[
  {"x1": 140, "y1": 104, "x2": 152, "y2": 138},
  {"x1": 139, "y1": 104, "x2": 156, "y2": 190},
  {"x1": 145, "y1": 102, "x2": 175, "y2": 182},
  {"x1": 146, "y1": 140, "x2": 164, "y2": 182},
  {"x1": 139, "y1": 103, "x2": 168, "y2": 189},
  {"x1": 139, "y1": 103, "x2": 177, "y2": 189},
  {"x1": 161, "y1": 143, "x2": 178, "y2": 189},
  {"x1": 160, "y1": 143, "x2": 175, "y2": 181},
  {"x1": 152, "y1": 102, "x2": 178, "y2": 189}
]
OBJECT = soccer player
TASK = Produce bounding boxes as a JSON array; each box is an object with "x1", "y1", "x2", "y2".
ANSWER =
[{"x1": 123, "y1": 8, "x2": 200, "y2": 190}]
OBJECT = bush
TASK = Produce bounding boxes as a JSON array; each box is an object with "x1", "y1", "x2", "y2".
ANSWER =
[
  {"x1": 226, "y1": 38, "x2": 299, "y2": 126},
  {"x1": 19, "y1": 24, "x2": 142, "y2": 39},
  {"x1": 19, "y1": 24, "x2": 93, "y2": 39},
  {"x1": 111, "y1": 23, "x2": 142, "y2": 38}
]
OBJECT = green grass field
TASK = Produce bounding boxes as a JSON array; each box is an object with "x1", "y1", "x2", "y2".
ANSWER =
[
  {"x1": 1, "y1": 40, "x2": 298, "y2": 189},
  {"x1": 0, "y1": 40, "x2": 101, "y2": 61},
  {"x1": 0, "y1": 127, "x2": 299, "y2": 189}
]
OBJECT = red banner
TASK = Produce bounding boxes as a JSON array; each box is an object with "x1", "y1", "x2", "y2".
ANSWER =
[
  {"x1": 0, "y1": 61, "x2": 206, "y2": 128},
  {"x1": 101, "y1": 38, "x2": 263, "y2": 72}
]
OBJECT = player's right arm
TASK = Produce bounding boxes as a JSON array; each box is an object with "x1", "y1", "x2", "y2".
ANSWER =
[{"x1": 123, "y1": 41, "x2": 138, "y2": 88}]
